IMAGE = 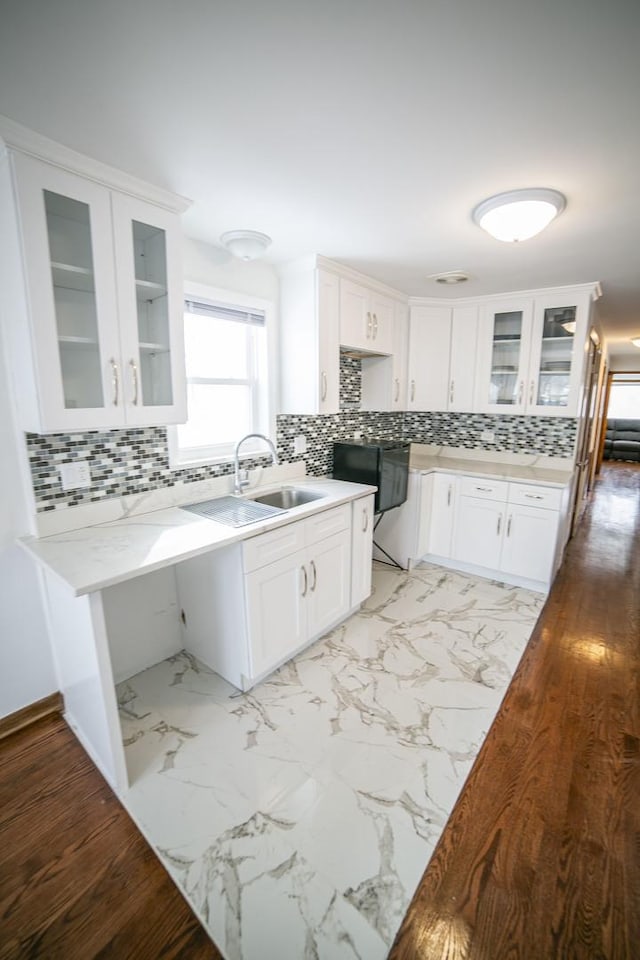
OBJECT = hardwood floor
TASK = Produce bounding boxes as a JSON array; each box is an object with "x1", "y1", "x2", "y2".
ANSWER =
[
  {"x1": 389, "y1": 461, "x2": 640, "y2": 960},
  {"x1": 0, "y1": 715, "x2": 222, "y2": 959}
]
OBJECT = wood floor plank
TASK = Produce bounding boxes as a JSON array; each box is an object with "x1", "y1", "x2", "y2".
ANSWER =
[
  {"x1": 389, "y1": 463, "x2": 640, "y2": 960},
  {"x1": 0, "y1": 716, "x2": 221, "y2": 960}
]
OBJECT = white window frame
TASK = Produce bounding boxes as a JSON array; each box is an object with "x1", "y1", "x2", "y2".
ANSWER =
[{"x1": 168, "y1": 281, "x2": 277, "y2": 469}]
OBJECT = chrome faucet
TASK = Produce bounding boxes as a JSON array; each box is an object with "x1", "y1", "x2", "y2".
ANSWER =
[{"x1": 233, "y1": 433, "x2": 279, "y2": 495}]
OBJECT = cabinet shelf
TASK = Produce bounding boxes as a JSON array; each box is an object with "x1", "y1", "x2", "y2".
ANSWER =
[
  {"x1": 135, "y1": 278, "x2": 167, "y2": 301},
  {"x1": 139, "y1": 341, "x2": 169, "y2": 353},
  {"x1": 58, "y1": 335, "x2": 99, "y2": 349},
  {"x1": 51, "y1": 261, "x2": 95, "y2": 293}
]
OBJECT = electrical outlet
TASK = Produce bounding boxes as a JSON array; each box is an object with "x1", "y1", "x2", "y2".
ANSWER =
[
  {"x1": 59, "y1": 460, "x2": 92, "y2": 491},
  {"x1": 480, "y1": 430, "x2": 495, "y2": 443},
  {"x1": 293, "y1": 435, "x2": 307, "y2": 455}
]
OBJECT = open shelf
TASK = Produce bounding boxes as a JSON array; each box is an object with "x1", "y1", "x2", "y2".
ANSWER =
[
  {"x1": 139, "y1": 341, "x2": 169, "y2": 353},
  {"x1": 58, "y1": 335, "x2": 99, "y2": 349},
  {"x1": 135, "y1": 278, "x2": 167, "y2": 301}
]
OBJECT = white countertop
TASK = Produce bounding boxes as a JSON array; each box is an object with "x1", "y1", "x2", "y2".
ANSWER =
[
  {"x1": 21, "y1": 477, "x2": 376, "y2": 597},
  {"x1": 409, "y1": 445, "x2": 574, "y2": 487}
]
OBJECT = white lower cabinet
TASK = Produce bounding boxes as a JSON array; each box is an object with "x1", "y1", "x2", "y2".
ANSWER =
[
  {"x1": 177, "y1": 501, "x2": 372, "y2": 691},
  {"x1": 428, "y1": 473, "x2": 457, "y2": 557}
]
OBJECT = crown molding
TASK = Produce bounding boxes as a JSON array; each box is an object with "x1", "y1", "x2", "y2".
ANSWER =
[
  {"x1": 408, "y1": 281, "x2": 601, "y2": 309},
  {"x1": 0, "y1": 114, "x2": 191, "y2": 214}
]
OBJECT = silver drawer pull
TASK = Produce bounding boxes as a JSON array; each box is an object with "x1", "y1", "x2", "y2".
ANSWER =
[
  {"x1": 110, "y1": 358, "x2": 119, "y2": 406},
  {"x1": 362, "y1": 508, "x2": 368, "y2": 532},
  {"x1": 310, "y1": 560, "x2": 317, "y2": 592},
  {"x1": 507, "y1": 515, "x2": 512, "y2": 537},
  {"x1": 372, "y1": 313, "x2": 378, "y2": 338},
  {"x1": 130, "y1": 358, "x2": 139, "y2": 405},
  {"x1": 449, "y1": 380, "x2": 454, "y2": 403},
  {"x1": 321, "y1": 370, "x2": 328, "y2": 401},
  {"x1": 394, "y1": 378, "x2": 400, "y2": 402},
  {"x1": 517, "y1": 380, "x2": 524, "y2": 405},
  {"x1": 524, "y1": 493, "x2": 544, "y2": 500},
  {"x1": 447, "y1": 485, "x2": 452, "y2": 507},
  {"x1": 475, "y1": 486, "x2": 493, "y2": 492},
  {"x1": 366, "y1": 312, "x2": 372, "y2": 338},
  {"x1": 301, "y1": 565, "x2": 308, "y2": 597},
  {"x1": 497, "y1": 514, "x2": 502, "y2": 536},
  {"x1": 410, "y1": 380, "x2": 416, "y2": 402}
]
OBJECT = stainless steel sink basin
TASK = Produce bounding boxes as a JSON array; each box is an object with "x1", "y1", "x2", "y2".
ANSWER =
[{"x1": 250, "y1": 487, "x2": 326, "y2": 509}]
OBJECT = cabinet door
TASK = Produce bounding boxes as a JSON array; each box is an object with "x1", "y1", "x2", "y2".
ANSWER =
[
  {"x1": 245, "y1": 547, "x2": 308, "y2": 678},
  {"x1": 407, "y1": 305, "x2": 451, "y2": 410},
  {"x1": 449, "y1": 305, "x2": 478, "y2": 412},
  {"x1": 317, "y1": 269, "x2": 340, "y2": 414},
  {"x1": 307, "y1": 529, "x2": 352, "y2": 638},
  {"x1": 391, "y1": 302, "x2": 408, "y2": 410},
  {"x1": 340, "y1": 278, "x2": 371, "y2": 350},
  {"x1": 369, "y1": 292, "x2": 394, "y2": 354},
  {"x1": 351, "y1": 496, "x2": 374, "y2": 606},
  {"x1": 475, "y1": 300, "x2": 533, "y2": 414},
  {"x1": 428, "y1": 473, "x2": 457, "y2": 558},
  {"x1": 525, "y1": 293, "x2": 588, "y2": 417},
  {"x1": 453, "y1": 495, "x2": 504, "y2": 568},
  {"x1": 11, "y1": 152, "x2": 124, "y2": 431},
  {"x1": 500, "y1": 504, "x2": 558, "y2": 584},
  {"x1": 111, "y1": 193, "x2": 186, "y2": 425}
]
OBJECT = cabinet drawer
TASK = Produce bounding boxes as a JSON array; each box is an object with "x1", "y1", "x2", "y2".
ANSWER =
[
  {"x1": 508, "y1": 483, "x2": 563, "y2": 510},
  {"x1": 458, "y1": 476, "x2": 508, "y2": 502},
  {"x1": 304, "y1": 503, "x2": 350, "y2": 545},
  {"x1": 243, "y1": 522, "x2": 306, "y2": 573}
]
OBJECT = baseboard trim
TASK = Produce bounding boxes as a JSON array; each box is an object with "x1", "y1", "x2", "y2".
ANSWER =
[{"x1": 0, "y1": 692, "x2": 64, "y2": 741}]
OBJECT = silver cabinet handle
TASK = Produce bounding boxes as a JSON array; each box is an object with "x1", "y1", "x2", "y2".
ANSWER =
[
  {"x1": 301, "y1": 565, "x2": 308, "y2": 597},
  {"x1": 362, "y1": 508, "x2": 368, "y2": 532},
  {"x1": 517, "y1": 380, "x2": 524, "y2": 405},
  {"x1": 366, "y1": 311, "x2": 372, "y2": 338},
  {"x1": 410, "y1": 380, "x2": 416, "y2": 402},
  {"x1": 310, "y1": 560, "x2": 317, "y2": 592},
  {"x1": 321, "y1": 370, "x2": 328, "y2": 401},
  {"x1": 394, "y1": 378, "x2": 400, "y2": 402},
  {"x1": 447, "y1": 485, "x2": 452, "y2": 507},
  {"x1": 529, "y1": 380, "x2": 535, "y2": 405},
  {"x1": 497, "y1": 514, "x2": 502, "y2": 536},
  {"x1": 475, "y1": 486, "x2": 493, "y2": 492},
  {"x1": 449, "y1": 380, "x2": 454, "y2": 404},
  {"x1": 372, "y1": 313, "x2": 378, "y2": 338},
  {"x1": 524, "y1": 493, "x2": 544, "y2": 500},
  {"x1": 507, "y1": 515, "x2": 512, "y2": 537},
  {"x1": 130, "y1": 358, "x2": 139, "y2": 405},
  {"x1": 110, "y1": 358, "x2": 119, "y2": 406}
]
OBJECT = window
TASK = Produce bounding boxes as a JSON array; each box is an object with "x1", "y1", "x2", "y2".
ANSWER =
[{"x1": 168, "y1": 284, "x2": 274, "y2": 467}]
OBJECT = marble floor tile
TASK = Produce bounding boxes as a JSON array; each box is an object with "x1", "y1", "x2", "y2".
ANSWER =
[{"x1": 117, "y1": 561, "x2": 544, "y2": 959}]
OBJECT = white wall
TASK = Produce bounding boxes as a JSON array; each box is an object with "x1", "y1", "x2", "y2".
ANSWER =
[
  {"x1": 183, "y1": 237, "x2": 279, "y2": 302},
  {"x1": 0, "y1": 329, "x2": 57, "y2": 720}
]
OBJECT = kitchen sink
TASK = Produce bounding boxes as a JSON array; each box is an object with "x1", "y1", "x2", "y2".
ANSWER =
[{"x1": 250, "y1": 487, "x2": 326, "y2": 509}]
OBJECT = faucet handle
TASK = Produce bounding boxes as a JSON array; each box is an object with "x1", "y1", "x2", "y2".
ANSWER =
[{"x1": 238, "y1": 468, "x2": 250, "y2": 488}]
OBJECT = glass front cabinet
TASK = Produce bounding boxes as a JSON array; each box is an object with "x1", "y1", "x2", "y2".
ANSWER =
[
  {"x1": 5, "y1": 150, "x2": 186, "y2": 433},
  {"x1": 475, "y1": 290, "x2": 591, "y2": 417}
]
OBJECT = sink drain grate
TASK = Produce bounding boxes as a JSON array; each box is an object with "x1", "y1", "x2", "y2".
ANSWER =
[{"x1": 181, "y1": 496, "x2": 285, "y2": 527}]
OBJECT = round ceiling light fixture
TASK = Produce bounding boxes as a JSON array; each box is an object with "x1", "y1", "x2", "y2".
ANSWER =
[
  {"x1": 430, "y1": 270, "x2": 469, "y2": 285},
  {"x1": 472, "y1": 188, "x2": 566, "y2": 243},
  {"x1": 631, "y1": 337, "x2": 640, "y2": 348},
  {"x1": 220, "y1": 230, "x2": 272, "y2": 261}
]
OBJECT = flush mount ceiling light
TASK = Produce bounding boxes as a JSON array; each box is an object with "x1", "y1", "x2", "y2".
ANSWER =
[
  {"x1": 220, "y1": 230, "x2": 272, "y2": 261},
  {"x1": 631, "y1": 337, "x2": 640, "y2": 348},
  {"x1": 472, "y1": 188, "x2": 566, "y2": 243},
  {"x1": 429, "y1": 270, "x2": 469, "y2": 285}
]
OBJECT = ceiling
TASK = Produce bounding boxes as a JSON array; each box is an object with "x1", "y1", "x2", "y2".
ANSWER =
[{"x1": 1, "y1": 0, "x2": 639, "y2": 358}]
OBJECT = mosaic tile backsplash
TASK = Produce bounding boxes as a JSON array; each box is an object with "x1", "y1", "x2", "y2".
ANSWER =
[
  {"x1": 27, "y1": 410, "x2": 577, "y2": 513},
  {"x1": 26, "y1": 352, "x2": 577, "y2": 512}
]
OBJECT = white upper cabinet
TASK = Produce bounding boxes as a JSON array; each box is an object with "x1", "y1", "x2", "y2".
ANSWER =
[
  {"x1": 474, "y1": 288, "x2": 593, "y2": 417},
  {"x1": 339, "y1": 278, "x2": 394, "y2": 354},
  {"x1": 2, "y1": 145, "x2": 188, "y2": 433},
  {"x1": 407, "y1": 303, "x2": 478, "y2": 411},
  {"x1": 279, "y1": 263, "x2": 340, "y2": 415}
]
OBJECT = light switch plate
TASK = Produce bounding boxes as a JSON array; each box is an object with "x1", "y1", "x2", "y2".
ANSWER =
[
  {"x1": 59, "y1": 461, "x2": 92, "y2": 491},
  {"x1": 293, "y1": 435, "x2": 307, "y2": 455}
]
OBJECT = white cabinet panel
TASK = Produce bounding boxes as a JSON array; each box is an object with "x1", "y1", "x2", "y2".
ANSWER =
[
  {"x1": 245, "y1": 548, "x2": 307, "y2": 677},
  {"x1": 500, "y1": 504, "x2": 558, "y2": 583},
  {"x1": 351, "y1": 495, "x2": 374, "y2": 605},
  {"x1": 449, "y1": 306, "x2": 478, "y2": 411},
  {"x1": 454, "y1": 496, "x2": 504, "y2": 569},
  {"x1": 307, "y1": 529, "x2": 352, "y2": 637},
  {"x1": 5, "y1": 151, "x2": 186, "y2": 433},
  {"x1": 340, "y1": 278, "x2": 394, "y2": 354},
  {"x1": 427, "y1": 473, "x2": 457, "y2": 557},
  {"x1": 407, "y1": 304, "x2": 478, "y2": 412}
]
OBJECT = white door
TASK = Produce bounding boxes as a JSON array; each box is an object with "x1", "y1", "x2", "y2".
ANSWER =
[
  {"x1": 500, "y1": 504, "x2": 558, "y2": 583},
  {"x1": 307, "y1": 530, "x2": 352, "y2": 638},
  {"x1": 245, "y1": 548, "x2": 308, "y2": 678},
  {"x1": 454, "y1": 496, "x2": 504, "y2": 568},
  {"x1": 111, "y1": 192, "x2": 186, "y2": 426},
  {"x1": 317, "y1": 269, "x2": 340, "y2": 414},
  {"x1": 475, "y1": 299, "x2": 533, "y2": 414},
  {"x1": 428, "y1": 473, "x2": 456, "y2": 557},
  {"x1": 340, "y1": 278, "x2": 370, "y2": 350},
  {"x1": 449, "y1": 305, "x2": 478, "y2": 411},
  {"x1": 11, "y1": 152, "x2": 124, "y2": 431},
  {"x1": 407, "y1": 305, "x2": 451, "y2": 409},
  {"x1": 351, "y1": 496, "x2": 375, "y2": 606}
]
